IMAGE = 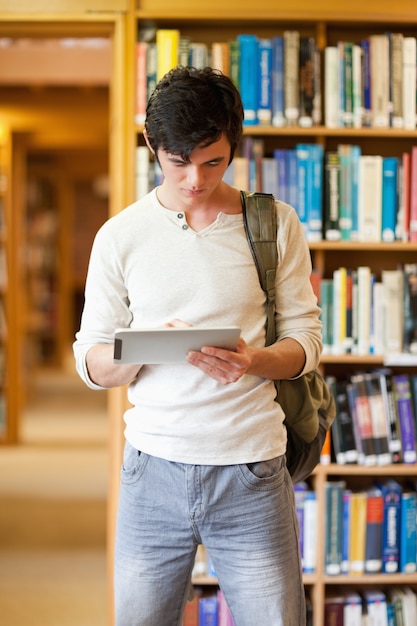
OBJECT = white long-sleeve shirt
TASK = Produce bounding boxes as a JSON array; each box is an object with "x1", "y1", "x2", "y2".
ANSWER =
[{"x1": 73, "y1": 187, "x2": 322, "y2": 464}]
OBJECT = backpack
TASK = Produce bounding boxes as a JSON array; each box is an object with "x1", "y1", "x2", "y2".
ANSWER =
[{"x1": 241, "y1": 190, "x2": 336, "y2": 483}]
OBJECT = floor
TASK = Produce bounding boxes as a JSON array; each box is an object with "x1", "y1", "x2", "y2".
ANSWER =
[{"x1": 0, "y1": 366, "x2": 109, "y2": 626}]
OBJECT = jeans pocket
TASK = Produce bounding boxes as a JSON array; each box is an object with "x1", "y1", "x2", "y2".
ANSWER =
[
  {"x1": 120, "y1": 441, "x2": 148, "y2": 484},
  {"x1": 236, "y1": 454, "x2": 286, "y2": 491}
]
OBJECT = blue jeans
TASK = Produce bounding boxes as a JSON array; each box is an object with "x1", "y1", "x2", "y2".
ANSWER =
[{"x1": 114, "y1": 443, "x2": 306, "y2": 626}]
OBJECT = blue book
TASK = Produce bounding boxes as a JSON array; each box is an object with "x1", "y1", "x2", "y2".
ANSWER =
[
  {"x1": 237, "y1": 34, "x2": 259, "y2": 125},
  {"x1": 261, "y1": 158, "x2": 280, "y2": 196},
  {"x1": 381, "y1": 479, "x2": 402, "y2": 574},
  {"x1": 273, "y1": 148, "x2": 287, "y2": 202},
  {"x1": 400, "y1": 491, "x2": 417, "y2": 573},
  {"x1": 341, "y1": 488, "x2": 351, "y2": 574},
  {"x1": 199, "y1": 596, "x2": 219, "y2": 626},
  {"x1": 308, "y1": 143, "x2": 324, "y2": 241},
  {"x1": 381, "y1": 156, "x2": 399, "y2": 242},
  {"x1": 338, "y1": 144, "x2": 353, "y2": 240},
  {"x1": 257, "y1": 38, "x2": 272, "y2": 125},
  {"x1": 393, "y1": 374, "x2": 417, "y2": 464},
  {"x1": 271, "y1": 36, "x2": 285, "y2": 127},
  {"x1": 349, "y1": 144, "x2": 361, "y2": 240},
  {"x1": 285, "y1": 148, "x2": 298, "y2": 215},
  {"x1": 295, "y1": 143, "x2": 310, "y2": 233}
]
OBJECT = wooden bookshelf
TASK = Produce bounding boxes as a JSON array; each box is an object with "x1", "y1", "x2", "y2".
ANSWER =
[{"x1": 126, "y1": 1, "x2": 417, "y2": 625}]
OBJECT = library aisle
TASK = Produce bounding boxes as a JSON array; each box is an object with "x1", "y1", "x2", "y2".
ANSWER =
[{"x1": 0, "y1": 364, "x2": 109, "y2": 625}]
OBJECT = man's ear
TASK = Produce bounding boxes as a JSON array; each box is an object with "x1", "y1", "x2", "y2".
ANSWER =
[{"x1": 143, "y1": 129, "x2": 154, "y2": 154}]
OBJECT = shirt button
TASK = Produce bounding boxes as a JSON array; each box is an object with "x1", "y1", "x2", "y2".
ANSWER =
[
  {"x1": 177, "y1": 213, "x2": 184, "y2": 219},
  {"x1": 182, "y1": 224, "x2": 189, "y2": 230}
]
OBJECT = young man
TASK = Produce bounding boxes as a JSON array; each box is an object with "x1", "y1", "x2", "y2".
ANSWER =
[{"x1": 74, "y1": 66, "x2": 322, "y2": 626}]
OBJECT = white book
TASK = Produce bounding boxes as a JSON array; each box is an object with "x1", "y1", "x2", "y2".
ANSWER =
[
  {"x1": 382, "y1": 269, "x2": 404, "y2": 354},
  {"x1": 357, "y1": 266, "x2": 372, "y2": 355},
  {"x1": 403, "y1": 37, "x2": 417, "y2": 130},
  {"x1": 302, "y1": 491, "x2": 318, "y2": 573},
  {"x1": 352, "y1": 43, "x2": 363, "y2": 128},
  {"x1": 344, "y1": 592, "x2": 362, "y2": 626},
  {"x1": 324, "y1": 46, "x2": 339, "y2": 128},
  {"x1": 358, "y1": 155, "x2": 383, "y2": 241},
  {"x1": 370, "y1": 34, "x2": 390, "y2": 127},
  {"x1": 371, "y1": 280, "x2": 384, "y2": 355},
  {"x1": 364, "y1": 591, "x2": 388, "y2": 626}
]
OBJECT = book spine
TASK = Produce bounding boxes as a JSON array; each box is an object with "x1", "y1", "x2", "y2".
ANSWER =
[
  {"x1": 324, "y1": 151, "x2": 341, "y2": 240},
  {"x1": 381, "y1": 156, "x2": 399, "y2": 242},
  {"x1": 402, "y1": 37, "x2": 417, "y2": 130},
  {"x1": 360, "y1": 38, "x2": 371, "y2": 127},
  {"x1": 364, "y1": 487, "x2": 384, "y2": 573},
  {"x1": 400, "y1": 491, "x2": 417, "y2": 574},
  {"x1": 156, "y1": 29, "x2": 180, "y2": 81},
  {"x1": 341, "y1": 489, "x2": 351, "y2": 574},
  {"x1": 257, "y1": 38, "x2": 272, "y2": 125},
  {"x1": 338, "y1": 144, "x2": 353, "y2": 240},
  {"x1": 350, "y1": 373, "x2": 377, "y2": 465},
  {"x1": 198, "y1": 596, "x2": 219, "y2": 626},
  {"x1": 237, "y1": 34, "x2": 259, "y2": 125},
  {"x1": 271, "y1": 36, "x2": 285, "y2": 127},
  {"x1": 403, "y1": 264, "x2": 417, "y2": 353},
  {"x1": 391, "y1": 32, "x2": 404, "y2": 128},
  {"x1": 324, "y1": 46, "x2": 340, "y2": 128},
  {"x1": 348, "y1": 491, "x2": 368, "y2": 574},
  {"x1": 303, "y1": 490, "x2": 318, "y2": 573},
  {"x1": 299, "y1": 36, "x2": 315, "y2": 128},
  {"x1": 364, "y1": 372, "x2": 391, "y2": 464},
  {"x1": 283, "y1": 30, "x2": 300, "y2": 126},
  {"x1": 409, "y1": 146, "x2": 417, "y2": 242},
  {"x1": 325, "y1": 481, "x2": 344, "y2": 575},
  {"x1": 381, "y1": 480, "x2": 402, "y2": 573},
  {"x1": 393, "y1": 374, "x2": 417, "y2": 464},
  {"x1": 306, "y1": 144, "x2": 324, "y2": 242},
  {"x1": 370, "y1": 33, "x2": 390, "y2": 127}
]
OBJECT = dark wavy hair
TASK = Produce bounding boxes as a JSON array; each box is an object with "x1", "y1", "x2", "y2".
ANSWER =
[{"x1": 145, "y1": 66, "x2": 244, "y2": 165}]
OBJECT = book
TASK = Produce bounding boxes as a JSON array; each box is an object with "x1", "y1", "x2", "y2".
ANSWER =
[
  {"x1": 331, "y1": 379, "x2": 358, "y2": 464},
  {"x1": 294, "y1": 481, "x2": 308, "y2": 564},
  {"x1": 348, "y1": 490, "x2": 367, "y2": 574},
  {"x1": 400, "y1": 491, "x2": 417, "y2": 573},
  {"x1": 409, "y1": 146, "x2": 417, "y2": 242},
  {"x1": 283, "y1": 30, "x2": 300, "y2": 126},
  {"x1": 217, "y1": 589, "x2": 235, "y2": 626},
  {"x1": 349, "y1": 373, "x2": 377, "y2": 465},
  {"x1": 237, "y1": 34, "x2": 259, "y2": 125},
  {"x1": 324, "y1": 46, "x2": 339, "y2": 128},
  {"x1": 343, "y1": 592, "x2": 362, "y2": 626},
  {"x1": 382, "y1": 269, "x2": 404, "y2": 354},
  {"x1": 403, "y1": 37, "x2": 417, "y2": 130},
  {"x1": 257, "y1": 38, "x2": 272, "y2": 125},
  {"x1": 364, "y1": 372, "x2": 391, "y2": 464},
  {"x1": 392, "y1": 374, "x2": 417, "y2": 464},
  {"x1": 295, "y1": 143, "x2": 310, "y2": 232},
  {"x1": 183, "y1": 594, "x2": 199, "y2": 626},
  {"x1": 332, "y1": 267, "x2": 347, "y2": 354},
  {"x1": 364, "y1": 485, "x2": 384, "y2": 573},
  {"x1": 307, "y1": 143, "x2": 324, "y2": 242},
  {"x1": 271, "y1": 36, "x2": 285, "y2": 127},
  {"x1": 199, "y1": 596, "x2": 219, "y2": 626},
  {"x1": 363, "y1": 590, "x2": 388, "y2": 626},
  {"x1": 303, "y1": 490, "x2": 318, "y2": 574},
  {"x1": 377, "y1": 368, "x2": 402, "y2": 463},
  {"x1": 403, "y1": 264, "x2": 417, "y2": 353},
  {"x1": 356, "y1": 265, "x2": 372, "y2": 356},
  {"x1": 325, "y1": 481, "x2": 345, "y2": 575},
  {"x1": 324, "y1": 151, "x2": 341, "y2": 241},
  {"x1": 341, "y1": 489, "x2": 351, "y2": 574},
  {"x1": 360, "y1": 38, "x2": 372, "y2": 126},
  {"x1": 156, "y1": 29, "x2": 180, "y2": 80},
  {"x1": 381, "y1": 479, "x2": 402, "y2": 574},
  {"x1": 298, "y1": 36, "x2": 316, "y2": 128},
  {"x1": 390, "y1": 32, "x2": 404, "y2": 129},
  {"x1": 338, "y1": 144, "x2": 353, "y2": 240},
  {"x1": 211, "y1": 42, "x2": 230, "y2": 75},
  {"x1": 369, "y1": 34, "x2": 390, "y2": 127},
  {"x1": 358, "y1": 154, "x2": 383, "y2": 241},
  {"x1": 381, "y1": 156, "x2": 399, "y2": 242},
  {"x1": 324, "y1": 596, "x2": 345, "y2": 625},
  {"x1": 320, "y1": 278, "x2": 334, "y2": 353}
]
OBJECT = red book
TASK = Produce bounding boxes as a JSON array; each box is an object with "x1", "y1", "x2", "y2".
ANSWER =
[{"x1": 183, "y1": 595, "x2": 199, "y2": 626}]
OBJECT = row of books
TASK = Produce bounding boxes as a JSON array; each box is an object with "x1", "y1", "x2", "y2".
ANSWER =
[
  {"x1": 324, "y1": 480, "x2": 417, "y2": 578},
  {"x1": 135, "y1": 28, "x2": 417, "y2": 130},
  {"x1": 328, "y1": 371, "x2": 417, "y2": 467},
  {"x1": 325, "y1": 34, "x2": 417, "y2": 130},
  {"x1": 183, "y1": 590, "x2": 234, "y2": 626},
  {"x1": 315, "y1": 264, "x2": 417, "y2": 357},
  {"x1": 325, "y1": 588, "x2": 416, "y2": 626},
  {"x1": 135, "y1": 141, "x2": 417, "y2": 244}
]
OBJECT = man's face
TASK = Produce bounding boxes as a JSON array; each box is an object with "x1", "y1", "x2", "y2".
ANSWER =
[{"x1": 156, "y1": 133, "x2": 232, "y2": 208}]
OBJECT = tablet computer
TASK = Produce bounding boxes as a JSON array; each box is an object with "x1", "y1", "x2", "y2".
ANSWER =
[{"x1": 113, "y1": 326, "x2": 241, "y2": 364}]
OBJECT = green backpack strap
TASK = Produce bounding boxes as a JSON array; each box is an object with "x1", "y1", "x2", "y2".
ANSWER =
[{"x1": 240, "y1": 190, "x2": 277, "y2": 347}]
